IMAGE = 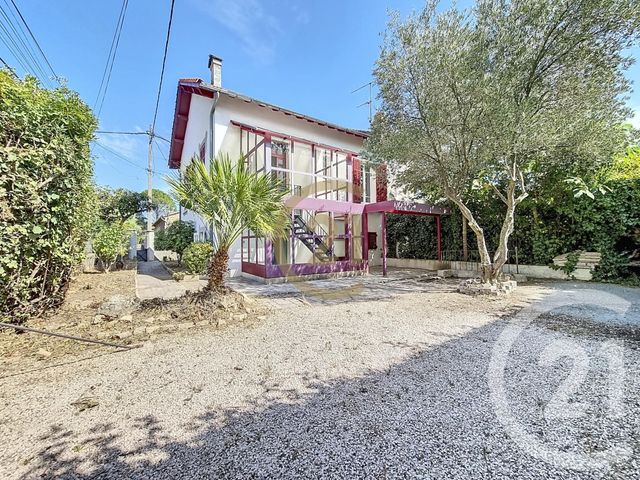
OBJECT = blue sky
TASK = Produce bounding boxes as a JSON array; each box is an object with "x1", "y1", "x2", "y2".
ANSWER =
[{"x1": 2, "y1": 0, "x2": 639, "y2": 194}]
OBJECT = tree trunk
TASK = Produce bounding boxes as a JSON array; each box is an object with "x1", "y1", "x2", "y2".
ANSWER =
[
  {"x1": 207, "y1": 248, "x2": 229, "y2": 290},
  {"x1": 448, "y1": 195, "x2": 495, "y2": 282}
]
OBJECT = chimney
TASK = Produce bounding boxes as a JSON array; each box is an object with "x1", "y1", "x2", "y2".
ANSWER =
[{"x1": 208, "y1": 54, "x2": 222, "y2": 87}]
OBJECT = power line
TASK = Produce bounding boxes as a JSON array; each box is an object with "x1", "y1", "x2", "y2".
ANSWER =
[
  {"x1": 151, "y1": 0, "x2": 175, "y2": 134},
  {"x1": 0, "y1": 2, "x2": 50, "y2": 84},
  {"x1": 0, "y1": 54, "x2": 17, "y2": 75},
  {"x1": 96, "y1": 130, "x2": 148, "y2": 136},
  {"x1": 8, "y1": 0, "x2": 57, "y2": 81},
  {"x1": 93, "y1": 140, "x2": 164, "y2": 178},
  {"x1": 94, "y1": 0, "x2": 129, "y2": 119}
]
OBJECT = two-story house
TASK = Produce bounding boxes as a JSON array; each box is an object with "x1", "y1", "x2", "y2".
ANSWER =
[{"x1": 168, "y1": 55, "x2": 448, "y2": 282}]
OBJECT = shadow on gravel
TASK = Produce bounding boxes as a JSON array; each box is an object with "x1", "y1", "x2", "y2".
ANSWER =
[{"x1": 22, "y1": 285, "x2": 640, "y2": 480}]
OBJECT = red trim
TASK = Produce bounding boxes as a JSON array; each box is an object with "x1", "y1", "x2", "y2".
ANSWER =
[
  {"x1": 242, "y1": 261, "x2": 266, "y2": 277},
  {"x1": 169, "y1": 80, "x2": 215, "y2": 168},
  {"x1": 231, "y1": 121, "x2": 360, "y2": 156},
  {"x1": 169, "y1": 78, "x2": 368, "y2": 169},
  {"x1": 436, "y1": 215, "x2": 442, "y2": 261},
  {"x1": 352, "y1": 156, "x2": 362, "y2": 203},
  {"x1": 364, "y1": 200, "x2": 451, "y2": 216}
]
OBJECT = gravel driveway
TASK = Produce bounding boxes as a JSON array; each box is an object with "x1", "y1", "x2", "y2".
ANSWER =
[{"x1": 1, "y1": 280, "x2": 638, "y2": 479}]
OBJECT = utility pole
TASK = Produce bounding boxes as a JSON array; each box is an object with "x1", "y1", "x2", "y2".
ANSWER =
[{"x1": 146, "y1": 125, "x2": 154, "y2": 262}]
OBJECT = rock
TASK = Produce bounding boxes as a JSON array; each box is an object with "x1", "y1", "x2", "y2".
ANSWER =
[
  {"x1": 36, "y1": 348, "x2": 51, "y2": 358},
  {"x1": 93, "y1": 314, "x2": 106, "y2": 324},
  {"x1": 146, "y1": 326, "x2": 160, "y2": 334},
  {"x1": 114, "y1": 331, "x2": 132, "y2": 340},
  {"x1": 217, "y1": 318, "x2": 227, "y2": 328},
  {"x1": 71, "y1": 396, "x2": 99, "y2": 412},
  {"x1": 177, "y1": 322, "x2": 194, "y2": 330},
  {"x1": 97, "y1": 295, "x2": 138, "y2": 318},
  {"x1": 437, "y1": 269, "x2": 453, "y2": 278},
  {"x1": 96, "y1": 332, "x2": 109, "y2": 340},
  {"x1": 195, "y1": 320, "x2": 209, "y2": 327},
  {"x1": 232, "y1": 313, "x2": 247, "y2": 322},
  {"x1": 119, "y1": 314, "x2": 133, "y2": 322}
]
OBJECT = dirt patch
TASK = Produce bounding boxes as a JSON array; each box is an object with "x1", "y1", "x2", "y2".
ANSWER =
[{"x1": 0, "y1": 270, "x2": 268, "y2": 378}]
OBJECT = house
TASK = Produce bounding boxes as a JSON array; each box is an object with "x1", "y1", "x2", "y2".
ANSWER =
[
  {"x1": 168, "y1": 55, "x2": 448, "y2": 282},
  {"x1": 153, "y1": 212, "x2": 180, "y2": 233}
]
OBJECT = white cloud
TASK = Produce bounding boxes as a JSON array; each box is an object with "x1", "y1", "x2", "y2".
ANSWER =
[{"x1": 192, "y1": 0, "x2": 308, "y2": 64}]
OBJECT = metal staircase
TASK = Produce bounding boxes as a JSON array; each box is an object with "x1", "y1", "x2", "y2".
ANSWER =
[{"x1": 291, "y1": 212, "x2": 333, "y2": 262}]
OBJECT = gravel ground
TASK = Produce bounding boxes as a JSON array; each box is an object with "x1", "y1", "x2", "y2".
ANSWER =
[{"x1": 1, "y1": 280, "x2": 639, "y2": 479}]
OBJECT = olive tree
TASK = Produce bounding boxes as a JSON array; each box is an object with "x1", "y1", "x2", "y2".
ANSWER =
[{"x1": 369, "y1": 0, "x2": 639, "y2": 282}]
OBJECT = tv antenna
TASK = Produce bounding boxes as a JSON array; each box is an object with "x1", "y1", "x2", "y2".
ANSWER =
[{"x1": 351, "y1": 81, "x2": 373, "y2": 124}]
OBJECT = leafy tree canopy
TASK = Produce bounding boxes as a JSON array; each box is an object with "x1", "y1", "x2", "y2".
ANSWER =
[{"x1": 369, "y1": 0, "x2": 640, "y2": 281}]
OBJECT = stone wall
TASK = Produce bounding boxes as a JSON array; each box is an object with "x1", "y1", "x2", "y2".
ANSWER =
[{"x1": 386, "y1": 257, "x2": 593, "y2": 281}]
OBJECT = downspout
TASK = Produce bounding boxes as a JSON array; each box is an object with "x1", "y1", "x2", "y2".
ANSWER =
[{"x1": 208, "y1": 91, "x2": 220, "y2": 245}]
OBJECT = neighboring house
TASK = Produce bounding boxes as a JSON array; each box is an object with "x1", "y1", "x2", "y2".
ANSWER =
[
  {"x1": 153, "y1": 212, "x2": 179, "y2": 233},
  {"x1": 168, "y1": 54, "x2": 448, "y2": 281}
]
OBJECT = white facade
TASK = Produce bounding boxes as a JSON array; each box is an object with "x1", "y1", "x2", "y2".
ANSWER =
[{"x1": 177, "y1": 91, "x2": 381, "y2": 277}]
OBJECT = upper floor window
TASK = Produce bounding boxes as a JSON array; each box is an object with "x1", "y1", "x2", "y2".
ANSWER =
[{"x1": 361, "y1": 164, "x2": 371, "y2": 203}]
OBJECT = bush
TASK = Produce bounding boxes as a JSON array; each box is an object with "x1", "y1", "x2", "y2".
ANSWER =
[
  {"x1": 93, "y1": 222, "x2": 127, "y2": 272},
  {"x1": 0, "y1": 71, "x2": 97, "y2": 323},
  {"x1": 182, "y1": 242, "x2": 212, "y2": 274},
  {"x1": 155, "y1": 220, "x2": 194, "y2": 263}
]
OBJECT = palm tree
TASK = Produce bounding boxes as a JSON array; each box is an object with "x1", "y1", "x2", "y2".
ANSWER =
[{"x1": 166, "y1": 154, "x2": 289, "y2": 290}]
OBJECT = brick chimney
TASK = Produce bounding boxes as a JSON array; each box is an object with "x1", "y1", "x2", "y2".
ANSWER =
[{"x1": 208, "y1": 54, "x2": 222, "y2": 87}]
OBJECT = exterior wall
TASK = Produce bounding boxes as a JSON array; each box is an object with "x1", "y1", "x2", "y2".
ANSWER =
[
  {"x1": 367, "y1": 212, "x2": 383, "y2": 267},
  {"x1": 177, "y1": 92, "x2": 371, "y2": 278},
  {"x1": 386, "y1": 257, "x2": 594, "y2": 281}
]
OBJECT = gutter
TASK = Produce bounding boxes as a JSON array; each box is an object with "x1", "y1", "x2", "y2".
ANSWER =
[
  {"x1": 208, "y1": 90, "x2": 220, "y2": 162},
  {"x1": 208, "y1": 90, "x2": 220, "y2": 245}
]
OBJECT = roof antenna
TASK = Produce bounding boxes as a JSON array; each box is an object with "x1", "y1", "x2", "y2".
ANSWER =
[{"x1": 351, "y1": 81, "x2": 373, "y2": 125}]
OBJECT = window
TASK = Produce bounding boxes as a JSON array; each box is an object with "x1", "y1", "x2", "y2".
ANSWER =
[{"x1": 361, "y1": 164, "x2": 371, "y2": 203}]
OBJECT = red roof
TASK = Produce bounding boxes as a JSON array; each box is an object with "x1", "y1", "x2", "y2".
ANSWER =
[{"x1": 168, "y1": 79, "x2": 369, "y2": 169}]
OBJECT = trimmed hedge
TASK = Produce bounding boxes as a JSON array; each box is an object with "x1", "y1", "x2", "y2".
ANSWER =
[
  {"x1": 0, "y1": 71, "x2": 97, "y2": 323},
  {"x1": 182, "y1": 242, "x2": 213, "y2": 274}
]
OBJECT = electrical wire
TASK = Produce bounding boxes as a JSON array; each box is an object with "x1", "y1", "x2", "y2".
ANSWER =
[
  {"x1": 93, "y1": 140, "x2": 164, "y2": 178},
  {"x1": 8, "y1": 0, "x2": 57, "y2": 81},
  {"x1": 94, "y1": 0, "x2": 129, "y2": 119},
  {"x1": 0, "y1": 2, "x2": 49, "y2": 84},
  {"x1": 150, "y1": 0, "x2": 175, "y2": 134}
]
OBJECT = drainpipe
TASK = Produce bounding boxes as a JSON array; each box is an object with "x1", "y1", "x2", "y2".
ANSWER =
[{"x1": 208, "y1": 91, "x2": 220, "y2": 245}]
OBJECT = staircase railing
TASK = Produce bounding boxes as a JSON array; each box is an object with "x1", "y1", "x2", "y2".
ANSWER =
[{"x1": 291, "y1": 212, "x2": 334, "y2": 260}]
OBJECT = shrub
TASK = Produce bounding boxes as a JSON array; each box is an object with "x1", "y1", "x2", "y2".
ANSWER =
[
  {"x1": 182, "y1": 242, "x2": 212, "y2": 274},
  {"x1": 0, "y1": 71, "x2": 97, "y2": 323},
  {"x1": 93, "y1": 222, "x2": 127, "y2": 272},
  {"x1": 155, "y1": 220, "x2": 194, "y2": 263}
]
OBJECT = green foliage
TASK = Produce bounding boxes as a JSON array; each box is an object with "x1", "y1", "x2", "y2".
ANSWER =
[
  {"x1": 388, "y1": 176, "x2": 640, "y2": 284},
  {"x1": 368, "y1": 0, "x2": 639, "y2": 280},
  {"x1": 155, "y1": 220, "x2": 194, "y2": 263},
  {"x1": 93, "y1": 222, "x2": 127, "y2": 272},
  {"x1": 0, "y1": 71, "x2": 97, "y2": 323},
  {"x1": 144, "y1": 188, "x2": 176, "y2": 220},
  {"x1": 166, "y1": 154, "x2": 289, "y2": 288},
  {"x1": 96, "y1": 186, "x2": 149, "y2": 223},
  {"x1": 182, "y1": 242, "x2": 213, "y2": 274}
]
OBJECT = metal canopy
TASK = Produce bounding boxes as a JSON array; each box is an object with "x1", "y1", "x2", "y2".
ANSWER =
[{"x1": 364, "y1": 200, "x2": 450, "y2": 216}]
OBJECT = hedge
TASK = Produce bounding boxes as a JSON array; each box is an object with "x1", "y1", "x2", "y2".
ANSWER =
[{"x1": 0, "y1": 71, "x2": 97, "y2": 323}]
